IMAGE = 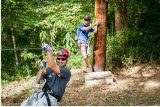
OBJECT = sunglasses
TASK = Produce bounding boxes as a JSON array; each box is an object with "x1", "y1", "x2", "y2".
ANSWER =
[
  {"x1": 57, "y1": 58, "x2": 66, "y2": 61},
  {"x1": 84, "y1": 19, "x2": 90, "y2": 21}
]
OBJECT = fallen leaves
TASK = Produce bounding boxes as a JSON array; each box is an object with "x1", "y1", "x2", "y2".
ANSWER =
[{"x1": 1, "y1": 64, "x2": 160, "y2": 106}]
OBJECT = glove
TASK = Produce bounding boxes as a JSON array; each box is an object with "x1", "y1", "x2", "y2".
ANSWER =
[
  {"x1": 90, "y1": 21, "x2": 100, "y2": 27},
  {"x1": 42, "y1": 43, "x2": 52, "y2": 52},
  {"x1": 95, "y1": 21, "x2": 100, "y2": 26}
]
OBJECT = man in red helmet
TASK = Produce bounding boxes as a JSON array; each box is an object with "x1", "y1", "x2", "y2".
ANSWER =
[
  {"x1": 76, "y1": 15, "x2": 99, "y2": 73},
  {"x1": 21, "y1": 44, "x2": 71, "y2": 106}
]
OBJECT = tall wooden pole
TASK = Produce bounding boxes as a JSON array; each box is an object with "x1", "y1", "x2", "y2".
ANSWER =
[{"x1": 93, "y1": 0, "x2": 107, "y2": 71}]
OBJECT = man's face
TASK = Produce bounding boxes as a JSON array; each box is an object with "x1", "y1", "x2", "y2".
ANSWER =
[
  {"x1": 56, "y1": 58, "x2": 67, "y2": 67},
  {"x1": 84, "y1": 20, "x2": 90, "y2": 26}
]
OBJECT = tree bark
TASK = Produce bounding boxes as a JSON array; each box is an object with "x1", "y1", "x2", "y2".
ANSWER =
[
  {"x1": 115, "y1": 0, "x2": 128, "y2": 35},
  {"x1": 123, "y1": 0, "x2": 128, "y2": 28},
  {"x1": 9, "y1": 2, "x2": 19, "y2": 66},
  {"x1": 11, "y1": 28, "x2": 19, "y2": 66},
  {"x1": 93, "y1": 0, "x2": 107, "y2": 71}
]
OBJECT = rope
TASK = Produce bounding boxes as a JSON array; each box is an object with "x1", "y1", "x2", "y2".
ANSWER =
[
  {"x1": 32, "y1": 76, "x2": 46, "y2": 93},
  {"x1": 42, "y1": 51, "x2": 47, "y2": 75},
  {"x1": 32, "y1": 49, "x2": 47, "y2": 93}
]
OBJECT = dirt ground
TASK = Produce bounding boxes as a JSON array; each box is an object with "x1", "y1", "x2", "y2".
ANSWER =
[{"x1": 1, "y1": 64, "x2": 160, "y2": 106}]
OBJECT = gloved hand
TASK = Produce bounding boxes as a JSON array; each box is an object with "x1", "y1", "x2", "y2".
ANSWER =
[
  {"x1": 42, "y1": 43, "x2": 52, "y2": 52},
  {"x1": 95, "y1": 21, "x2": 100, "y2": 26},
  {"x1": 90, "y1": 21, "x2": 100, "y2": 27}
]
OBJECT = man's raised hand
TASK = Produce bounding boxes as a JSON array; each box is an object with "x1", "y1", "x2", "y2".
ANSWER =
[{"x1": 42, "y1": 43, "x2": 52, "y2": 52}]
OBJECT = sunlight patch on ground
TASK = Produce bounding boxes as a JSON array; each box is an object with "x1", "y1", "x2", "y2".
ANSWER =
[
  {"x1": 142, "y1": 70, "x2": 156, "y2": 77},
  {"x1": 120, "y1": 64, "x2": 160, "y2": 79},
  {"x1": 1, "y1": 77, "x2": 35, "y2": 99},
  {"x1": 96, "y1": 79, "x2": 132, "y2": 93},
  {"x1": 139, "y1": 80, "x2": 160, "y2": 90},
  {"x1": 70, "y1": 68, "x2": 82, "y2": 75},
  {"x1": 144, "y1": 80, "x2": 160, "y2": 90},
  {"x1": 121, "y1": 65, "x2": 142, "y2": 76}
]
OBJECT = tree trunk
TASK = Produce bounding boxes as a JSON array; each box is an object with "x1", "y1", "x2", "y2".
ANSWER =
[
  {"x1": 9, "y1": 2, "x2": 19, "y2": 66},
  {"x1": 115, "y1": 1, "x2": 123, "y2": 35},
  {"x1": 115, "y1": 0, "x2": 128, "y2": 35},
  {"x1": 123, "y1": 0, "x2": 128, "y2": 28},
  {"x1": 11, "y1": 28, "x2": 19, "y2": 66},
  {"x1": 93, "y1": 0, "x2": 107, "y2": 72}
]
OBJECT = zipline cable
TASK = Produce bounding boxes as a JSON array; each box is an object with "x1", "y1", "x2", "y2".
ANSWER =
[{"x1": 1, "y1": 48, "x2": 42, "y2": 51}]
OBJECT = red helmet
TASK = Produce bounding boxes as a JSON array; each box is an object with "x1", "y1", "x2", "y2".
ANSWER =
[
  {"x1": 84, "y1": 15, "x2": 91, "y2": 21},
  {"x1": 57, "y1": 48, "x2": 69, "y2": 59}
]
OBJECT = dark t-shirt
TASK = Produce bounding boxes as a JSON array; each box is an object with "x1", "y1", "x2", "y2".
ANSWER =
[{"x1": 44, "y1": 67, "x2": 71, "y2": 101}]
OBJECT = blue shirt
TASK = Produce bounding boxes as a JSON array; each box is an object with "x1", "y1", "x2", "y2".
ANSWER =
[{"x1": 77, "y1": 24, "x2": 94, "y2": 42}]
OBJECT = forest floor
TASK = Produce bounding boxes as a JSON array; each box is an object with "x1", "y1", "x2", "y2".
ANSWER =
[{"x1": 1, "y1": 64, "x2": 160, "y2": 106}]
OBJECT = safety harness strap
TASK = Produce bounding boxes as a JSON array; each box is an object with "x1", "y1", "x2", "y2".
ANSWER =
[
  {"x1": 43, "y1": 84, "x2": 60, "y2": 105},
  {"x1": 43, "y1": 85, "x2": 51, "y2": 106}
]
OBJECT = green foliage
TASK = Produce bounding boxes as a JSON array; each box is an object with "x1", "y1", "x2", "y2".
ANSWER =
[
  {"x1": 106, "y1": 0, "x2": 160, "y2": 69},
  {"x1": 21, "y1": 51, "x2": 42, "y2": 69},
  {"x1": 67, "y1": 51, "x2": 83, "y2": 69},
  {"x1": 2, "y1": 0, "x2": 94, "y2": 85},
  {"x1": 107, "y1": 27, "x2": 160, "y2": 69},
  {"x1": 2, "y1": 0, "x2": 160, "y2": 85},
  {"x1": 1, "y1": 65, "x2": 36, "y2": 86},
  {"x1": 36, "y1": 1, "x2": 86, "y2": 49}
]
